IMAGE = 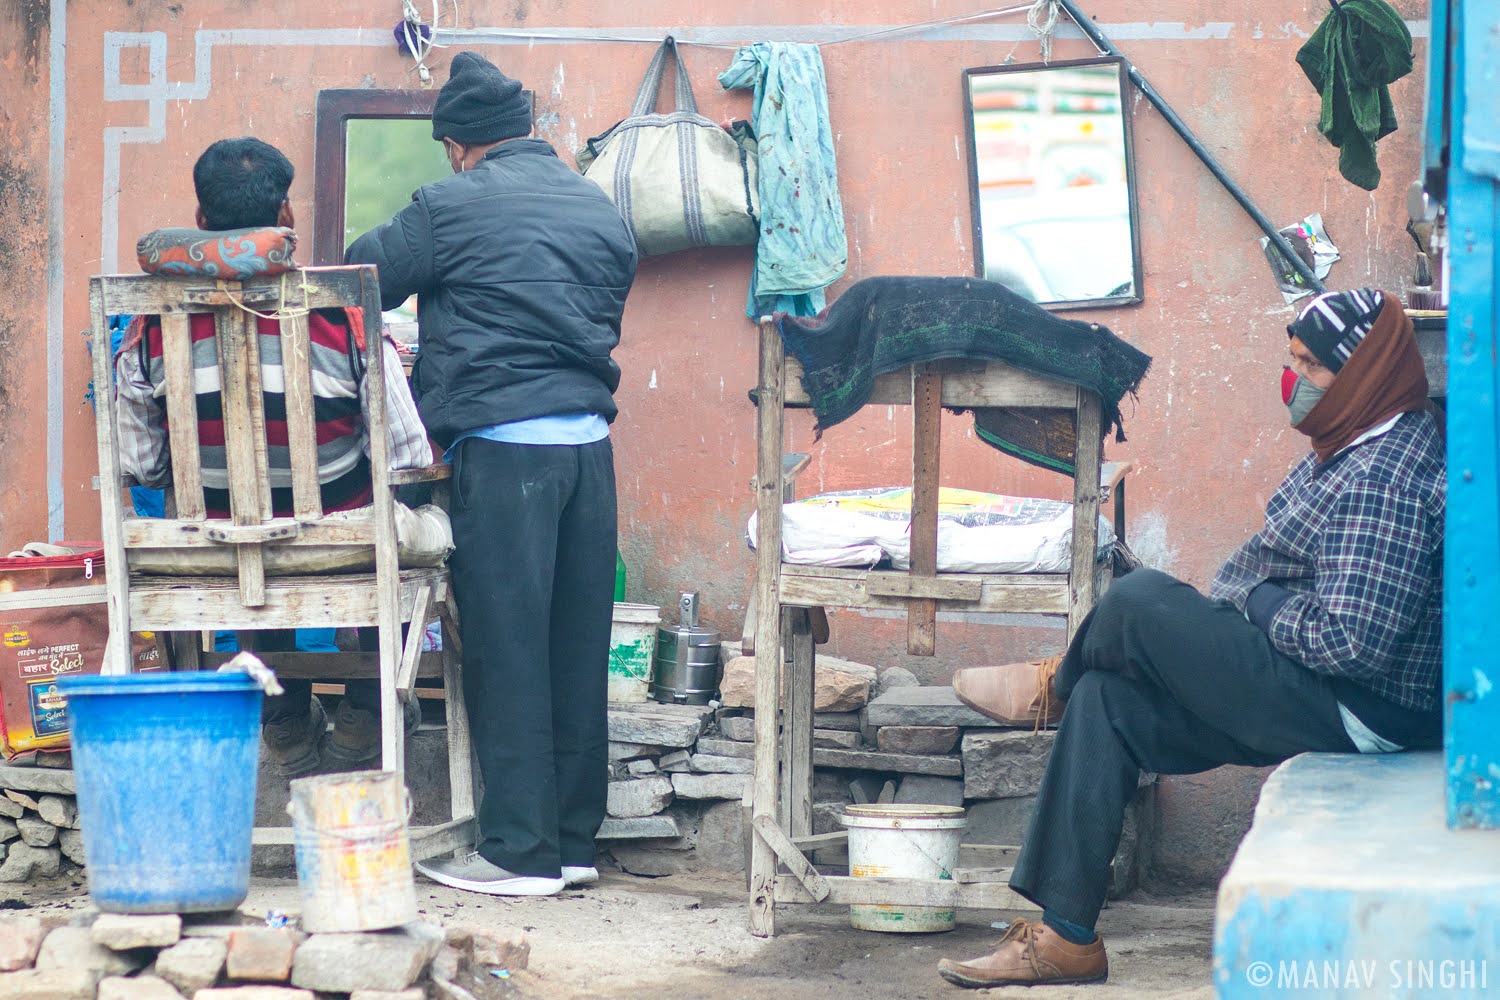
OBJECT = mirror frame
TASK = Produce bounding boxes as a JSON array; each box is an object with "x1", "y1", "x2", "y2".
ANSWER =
[
  {"x1": 313, "y1": 89, "x2": 439, "y2": 266},
  {"x1": 962, "y1": 56, "x2": 1144, "y2": 312}
]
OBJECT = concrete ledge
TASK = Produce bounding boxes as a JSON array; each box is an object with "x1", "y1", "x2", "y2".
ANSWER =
[{"x1": 1214, "y1": 752, "x2": 1500, "y2": 998}]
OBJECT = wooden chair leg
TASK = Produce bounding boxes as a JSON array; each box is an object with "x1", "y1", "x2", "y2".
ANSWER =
[
  {"x1": 741, "y1": 586, "x2": 759, "y2": 657},
  {"x1": 442, "y1": 636, "x2": 476, "y2": 826},
  {"x1": 439, "y1": 599, "x2": 463, "y2": 660},
  {"x1": 809, "y1": 606, "x2": 830, "y2": 645},
  {"x1": 781, "y1": 609, "x2": 814, "y2": 840},
  {"x1": 167, "y1": 631, "x2": 203, "y2": 672},
  {"x1": 397, "y1": 584, "x2": 432, "y2": 693},
  {"x1": 749, "y1": 603, "x2": 783, "y2": 938},
  {"x1": 379, "y1": 615, "x2": 404, "y2": 776}
]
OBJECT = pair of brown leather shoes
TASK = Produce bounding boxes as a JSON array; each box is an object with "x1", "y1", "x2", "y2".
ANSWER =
[
  {"x1": 952, "y1": 654, "x2": 1067, "y2": 729},
  {"x1": 938, "y1": 918, "x2": 1108, "y2": 988}
]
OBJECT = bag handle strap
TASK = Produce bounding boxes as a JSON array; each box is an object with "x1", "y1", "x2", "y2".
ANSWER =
[
  {"x1": 629, "y1": 41, "x2": 670, "y2": 117},
  {"x1": 628, "y1": 36, "x2": 699, "y2": 117},
  {"x1": 667, "y1": 37, "x2": 700, "y2": 114}
]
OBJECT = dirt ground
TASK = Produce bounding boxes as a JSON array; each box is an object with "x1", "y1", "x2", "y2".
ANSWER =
[{"x1": 4, "y1": 867, "x2": 1215, "y2": 999}]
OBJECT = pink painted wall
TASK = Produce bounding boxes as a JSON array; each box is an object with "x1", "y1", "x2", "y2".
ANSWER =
[
  {"x1": 9, "y1": 0, "x2": 1429, "y2": 679},
  {"x1": 0, "y1": 3, "x2": 55, "y2": 550}
]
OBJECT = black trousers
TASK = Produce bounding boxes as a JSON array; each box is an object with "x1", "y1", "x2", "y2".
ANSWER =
[
  {"x1": 1008, "y1": 569, "x2": 1358, "y2": 929},
  {"x1": 449, "y1": 437, "x2": 616, "y2": 877}
]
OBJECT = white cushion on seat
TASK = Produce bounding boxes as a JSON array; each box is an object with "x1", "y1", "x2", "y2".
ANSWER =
[
  {"x1": 129, "y1": 502, "x2": 453, "y2": 576},
  {"x1": 747, "y1": 487, "x2": 1114, "y2": 574}
]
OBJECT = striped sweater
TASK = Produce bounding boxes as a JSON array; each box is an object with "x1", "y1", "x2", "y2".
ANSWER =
[{"x1": 116, "y1": 308, "x2": 431, "y2": 517}]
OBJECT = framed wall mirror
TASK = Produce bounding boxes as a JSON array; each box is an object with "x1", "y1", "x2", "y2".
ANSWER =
[{"x1": 963, "y1": 57, "x2": 1143, "y2": 310}]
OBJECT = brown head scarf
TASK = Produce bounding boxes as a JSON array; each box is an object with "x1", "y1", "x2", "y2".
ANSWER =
[{"x1": 1294, "y1": 292, "x2": 1429, "y2": 462}]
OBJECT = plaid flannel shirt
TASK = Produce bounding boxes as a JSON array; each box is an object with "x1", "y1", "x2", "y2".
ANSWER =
[{"x1": 1210, "y1": 410, "x2": 1444, "y2": 711}]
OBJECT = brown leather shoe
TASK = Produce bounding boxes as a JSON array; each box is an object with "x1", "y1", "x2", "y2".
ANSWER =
[
  {"x1": 937, "y1": 919, "x2": 1107, "y2": 988},
  {"x1": 952, "y1": 655, "x2": 1066, "y2": 728}
]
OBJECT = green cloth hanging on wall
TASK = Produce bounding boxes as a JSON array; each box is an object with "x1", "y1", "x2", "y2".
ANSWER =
[{"x1": 1296, "y1": 0, "x2": 1413, "y2": 191}]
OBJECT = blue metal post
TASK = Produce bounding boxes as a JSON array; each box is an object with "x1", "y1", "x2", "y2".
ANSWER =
[{"x1": 1444, "y1": 0, "x2": 1500, "y2": 829}]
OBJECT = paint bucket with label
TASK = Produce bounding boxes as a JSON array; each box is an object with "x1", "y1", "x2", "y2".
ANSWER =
[
  {"x1": 288, "y1": 770, "x2": 418, "y2": 932},
  {"x1": 609, "y1": 603, "x2": 661, "y2": 703},
  {"x1": 841, "y1": 803, "x2": 967, "y2": 932}
]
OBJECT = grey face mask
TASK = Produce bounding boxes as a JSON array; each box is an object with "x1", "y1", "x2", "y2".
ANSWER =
[{"x1": 1286, "y1": 373, "x2": 1326, "y2": 426}]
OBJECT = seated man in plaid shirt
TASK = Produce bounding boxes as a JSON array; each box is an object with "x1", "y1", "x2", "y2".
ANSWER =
[
  {"x1": 115, "y1": 137, "x2": 436, "y2": 777},
  {"x1": 939, "y1": 287, "x2": 1444, "y2": 989}
]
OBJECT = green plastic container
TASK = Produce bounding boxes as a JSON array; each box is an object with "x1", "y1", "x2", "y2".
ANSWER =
[{"x1": 614, "y1": 550, "x2": 627, "y2": 602}]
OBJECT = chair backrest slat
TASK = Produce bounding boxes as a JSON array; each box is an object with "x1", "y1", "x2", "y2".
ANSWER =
[
  {"x1": 215, "y1": 305, "x2": 270, "y2": 526},
  {"x1": 360, "y1": 271, "x2": 392, "y2": 497},
  {"x1": 158, "y1": 311, "x2": 206, "y2": 520},
  {"x1": 278, "y1": 311, "x2": 324, "y2": 519}
]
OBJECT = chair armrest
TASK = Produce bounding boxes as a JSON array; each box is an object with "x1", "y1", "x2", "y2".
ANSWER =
[
  {"x1": 389, "y1": 463, "x2": 453, "y2": 486},
  {"x1": 784, "y1": 453, "x2": 812, "y2": 484},
  {"x1": 751, "y1": 453, "x2": 813, "y2": 503},
  {"x1": 1100, "y1": 460, "x2": 1133, "y2": 494}
]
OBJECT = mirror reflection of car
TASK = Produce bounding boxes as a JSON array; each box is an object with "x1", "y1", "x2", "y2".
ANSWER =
[{"x1": 981, "y1": 184, "x2": 1134, "y2": 304}]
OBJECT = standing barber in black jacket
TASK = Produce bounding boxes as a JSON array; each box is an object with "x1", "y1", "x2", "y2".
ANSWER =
[{"x1": 347, "y1": 51, "x2": 638, "y2": 896}]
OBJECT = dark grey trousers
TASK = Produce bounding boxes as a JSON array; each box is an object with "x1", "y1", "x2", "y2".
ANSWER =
[{"x1": 1008, "y1": 569, "x2": 1357, "y2": 928}]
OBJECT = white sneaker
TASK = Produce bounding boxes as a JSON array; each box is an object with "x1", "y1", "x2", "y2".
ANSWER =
[
  {"x1": 415, "y1": 853, "x2": 565, "y2": 896},
  {"x1": 561, "y1": 865, "x2": 599, "y2": 887}
]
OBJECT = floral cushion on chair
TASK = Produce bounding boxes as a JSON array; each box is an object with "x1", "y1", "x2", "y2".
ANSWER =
[{"x1": 136, "y1": 226, "x2": 298, "y2": 278}]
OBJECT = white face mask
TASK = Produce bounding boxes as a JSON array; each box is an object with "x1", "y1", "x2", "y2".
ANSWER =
[{"x1": 1281, "y1": 366, "x2": 1326, "y2": 426}]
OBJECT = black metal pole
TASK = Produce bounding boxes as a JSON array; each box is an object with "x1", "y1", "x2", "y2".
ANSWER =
[{"x1": 1055, "y1": 0, "x2": 1326, "y2": 294}]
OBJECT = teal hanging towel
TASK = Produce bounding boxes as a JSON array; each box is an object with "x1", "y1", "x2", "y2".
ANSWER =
[
  {"x1": 720, "y1": 43, "x2": 848, "y2": 318},
  {"x1": 1296, "y1": 0, "x2": 1413, "y2": 191}
]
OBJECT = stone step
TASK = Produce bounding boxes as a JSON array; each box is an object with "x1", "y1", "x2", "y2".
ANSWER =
[
  {"x1": 878, "y1": 726, "x2": 960, "y2": 755},
  {"x1": 696, "y1": 738, "x2": 961, "y2": 777},
  {"x1": 597, "y1": 815, "x2": 680, "y2": 840},
  {"x1": 865, "y1": 685, "x2": 1010, "y2": 729},
  {"x1": 716, "y1": 711, "x2": 861, "y2": 742},
  {"x1": 609, "y1": 701, "x2": 714, "y2": 717},
  {"x1": 0, "y1": 765, "x2": 75, "y2": 796},
  {"x1": 1215, "y1": 752, "x2": 1500, "y2": 999},
  {"x1": 961, "y1": 730, "x2": 1054, "y2": 799},
  {"x1": 606, "y1": 707, "x2": 708, "y2": 748}
]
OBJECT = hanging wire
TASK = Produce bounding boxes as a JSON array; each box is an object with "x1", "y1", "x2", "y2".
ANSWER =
[
  {"x1": 821, "y1": 3, "x2": 1039, "y2": 46},
  {"x1": 400, "y1": 0, "x2": 461, "y2": 84},
  {"x1": 429, "y1": 4, "x2": 1049, "y2": 51}
]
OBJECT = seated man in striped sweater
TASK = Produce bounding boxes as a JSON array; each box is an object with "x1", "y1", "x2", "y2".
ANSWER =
[{"x1": 114, "y1": 137, "x2": 435, "y2": 776}]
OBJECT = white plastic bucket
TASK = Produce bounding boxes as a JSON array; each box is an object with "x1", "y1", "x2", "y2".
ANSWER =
[
  {"x1": 609, "y1": 603, "x2": 660, "y2": 703},
  {"x1": 287, "y1": 770, "x2": 418, "y2": 933},
  {"x1": 841, "y1": 803, "x2": 967, "y2": 933}
]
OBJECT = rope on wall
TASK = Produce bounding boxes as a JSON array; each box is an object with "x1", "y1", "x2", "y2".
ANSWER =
[{"x1": 1027, "y1": 0, "x2": 1062, "y2": 62}]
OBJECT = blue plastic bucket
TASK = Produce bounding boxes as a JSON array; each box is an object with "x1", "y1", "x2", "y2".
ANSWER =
[{"x1": 58, "y1": 672, "x2": 262, "y2": 913}]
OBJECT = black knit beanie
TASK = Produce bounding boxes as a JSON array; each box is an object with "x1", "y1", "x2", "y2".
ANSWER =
[
  {"x1": 431, "y1": 52, "x2": 531, "y2": 145},
  {"x1": 1286, "y1": 287, "x2": 1385, "y2": 373}
]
